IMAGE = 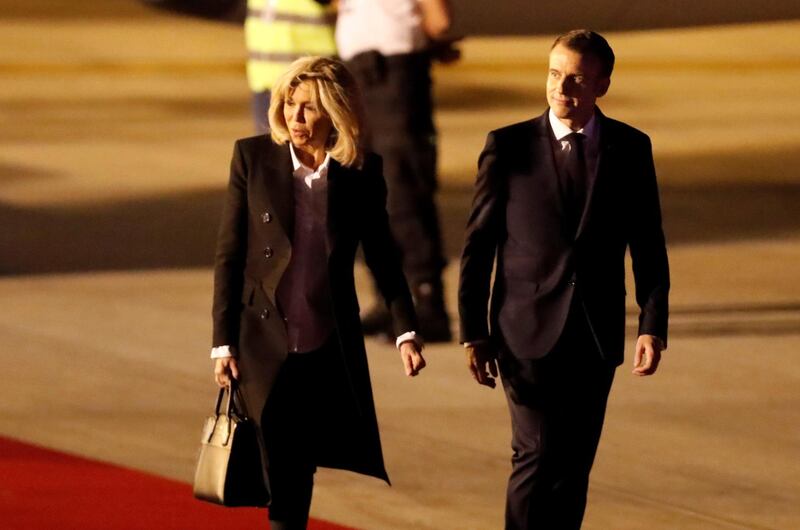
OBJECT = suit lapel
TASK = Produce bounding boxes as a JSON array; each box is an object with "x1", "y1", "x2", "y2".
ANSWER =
[
  {"x1": 538, "y1": 115, "x2": 569, "y2": 213},
  {"x1": 534, "y1": 113, "x2": 573, "y2": 237},
  {"x1": 576, "y1": 109, "x2": 612, "y2": 238}
]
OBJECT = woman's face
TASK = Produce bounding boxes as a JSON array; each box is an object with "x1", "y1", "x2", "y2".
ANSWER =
[{"x1": 283, "y1": 81, "x2": 333, "y2": 154}]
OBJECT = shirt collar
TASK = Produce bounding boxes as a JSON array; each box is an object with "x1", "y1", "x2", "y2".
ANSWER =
[
  {"x1": 548, "y1": 108, "x2": 598, "y2": 142},
  {"x1": 289, "y1": 143, "x2": 331, "y2": 175}
]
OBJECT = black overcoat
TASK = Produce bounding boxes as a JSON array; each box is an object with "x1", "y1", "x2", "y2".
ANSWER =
[{"x1": 212, "y1": 136, "x2": 416, "y2": 491}]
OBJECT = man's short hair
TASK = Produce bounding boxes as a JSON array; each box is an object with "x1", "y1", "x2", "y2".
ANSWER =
[{"x1": 552, "y1": 30, "x2": 615, "y2": 78}]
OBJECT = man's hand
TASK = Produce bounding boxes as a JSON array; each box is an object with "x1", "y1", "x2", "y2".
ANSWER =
[
  {"x1": 633, "y1": 334, "x2": 663, "y2": 376},
  {"x1": 214, "y1": 357, "x2": 240, "y2": 387},
  {"x1": 466, "y1": 341, "x2": 498, "y2": 388},
  {"x1": 400, "y1": 341, "x2": 426, "y2": 376},
  {"x1": 419, "y1": 0, "x2": 452, "y2": 40}
]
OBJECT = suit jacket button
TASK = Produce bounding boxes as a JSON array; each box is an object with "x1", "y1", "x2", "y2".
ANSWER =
[
  {"x1": 261, "y1": 212, "x2": 272, "y2": 223},
  {"x1": 263, "y1": 247, "x2": 273, "y2": 258},
  {"x1": 259, "y1": 308, "x2": 270, "y2": 320}
]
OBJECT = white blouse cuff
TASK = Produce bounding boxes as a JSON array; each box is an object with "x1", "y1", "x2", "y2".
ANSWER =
[
  {"x1": 210, "y1": 345, "x2": 236, "y2": 359},
  {"x1": 396, "y1": 331, "x2": 422, "y2": 350}
]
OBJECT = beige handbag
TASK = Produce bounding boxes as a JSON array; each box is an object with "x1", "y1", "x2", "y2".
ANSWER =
[{"x1": 192, "y1": 382, "x2": 269, "y2": 507}]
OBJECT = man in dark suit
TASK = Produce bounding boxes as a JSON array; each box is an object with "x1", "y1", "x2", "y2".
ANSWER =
[{"x1": 458, "y1": 30, "x2": 670, "y2": 529}]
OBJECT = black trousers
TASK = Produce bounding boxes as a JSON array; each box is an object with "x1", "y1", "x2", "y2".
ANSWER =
[
  {"x1": 346, "y1": 51, "x2": 446, "y2": 286},
  {"x1": 498, "y1": 299, "x2": 616, "y2": 530},
  {"x1": 261, "y1": 339, "x2": 356, "y2": 528}
]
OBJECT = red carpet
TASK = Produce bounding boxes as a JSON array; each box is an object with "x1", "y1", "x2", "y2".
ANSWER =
[{"x1": 0, "y1": 436, "x2": 355, "y2": 530}]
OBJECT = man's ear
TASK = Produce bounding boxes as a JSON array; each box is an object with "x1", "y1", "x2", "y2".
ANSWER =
[{"x1": 596, "y1": 77, "x2": 611, "y2": 98}]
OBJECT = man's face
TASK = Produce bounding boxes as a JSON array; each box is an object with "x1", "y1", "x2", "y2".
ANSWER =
[{"x1": 546, "y1": 44, "x2": 610, "y2": 128}]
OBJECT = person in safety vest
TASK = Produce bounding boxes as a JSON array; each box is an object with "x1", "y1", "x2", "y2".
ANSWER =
[{"x1": 246, "y1": 0, "x2": 337, "y2": 132}]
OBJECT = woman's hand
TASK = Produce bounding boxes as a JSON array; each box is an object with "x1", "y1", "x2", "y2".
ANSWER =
[
  {"x1": 399, "y1": 341, "x2": 426, "y2": 377},
  {"x1": 214, "y1": 357, "x2": 240, "y2": 387}
]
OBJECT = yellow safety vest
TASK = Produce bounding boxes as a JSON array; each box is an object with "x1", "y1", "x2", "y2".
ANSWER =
[{"x1": 246, "y1": 0, "x2": 337, "y2": 93}]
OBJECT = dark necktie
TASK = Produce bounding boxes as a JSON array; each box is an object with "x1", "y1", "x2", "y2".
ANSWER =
[{"x1": 561, "y1": 132, "x2": 588, "y2": 231}]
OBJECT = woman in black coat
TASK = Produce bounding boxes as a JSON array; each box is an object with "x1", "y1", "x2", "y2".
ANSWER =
[{"x1": 211, "y1": 56, "x2": 426, "y2": 529}]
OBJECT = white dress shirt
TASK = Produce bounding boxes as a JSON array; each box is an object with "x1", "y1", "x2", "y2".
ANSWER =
[{"x1": 548, "y1": 108, "x2": 600, "y2": 178}]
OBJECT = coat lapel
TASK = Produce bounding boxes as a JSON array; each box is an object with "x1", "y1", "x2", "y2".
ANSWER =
[
  {"x1": 325, "y1": 157, "x2": 344, "y2": 253},
  {"x1": 260, "y1": 142, "x2": 295, "y2": 241}
]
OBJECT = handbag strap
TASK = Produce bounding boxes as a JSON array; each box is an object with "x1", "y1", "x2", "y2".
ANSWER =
[
  {"x1": 208, "y1": 383, "x2": 240, "y2": 445},
  {"x1": 214, "y1": 386, "x2": 226, "y2": 416},
  {"x1": 226, "y1": 381, "x2": 236, "y2": 418},
  {"x1": 231, "y1": 382, "x2": 252, "y2": 420},
  {"x1": 213, "y1": 381, "x2": 245, "y2": 417}
]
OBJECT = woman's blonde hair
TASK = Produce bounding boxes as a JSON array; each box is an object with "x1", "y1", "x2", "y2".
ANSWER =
[{"x1": 268, "y1": 56, "x2": 364, "y2": 168}]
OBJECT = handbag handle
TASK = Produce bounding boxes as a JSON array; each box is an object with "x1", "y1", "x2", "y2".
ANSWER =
[
  {"x1": 214, "y1": 386, "x2": 226, "y2": 416},
  {"x1": 208, "y1": 382, "x2": 243, "y2": 445},
  {"x1": 213, "y1": 380, "x2": 243, "y2": 417}
]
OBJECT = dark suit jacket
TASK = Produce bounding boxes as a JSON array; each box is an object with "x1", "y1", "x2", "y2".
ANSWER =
[
  {"x1": 212, "y1": 136, "x2": 417, "y2": 484},
  {"x1": 459, "y1": 109, "x2": 669, "y2": 364}
]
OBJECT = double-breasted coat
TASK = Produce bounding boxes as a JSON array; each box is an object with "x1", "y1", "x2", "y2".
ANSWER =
[{"x1": 212, "y1": 136, "x2": 417, "y2": 491}]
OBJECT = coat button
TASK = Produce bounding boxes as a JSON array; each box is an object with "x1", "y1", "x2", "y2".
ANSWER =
[
  {"x1": 261, "y1": 211, "x2": 272, "y2": 223},
  {"x1": 263, "y1": 246, "x2": 273, "y2": 258},
  {"x1": 259, "y1": 308, "x2": 270, "y2": 320}
]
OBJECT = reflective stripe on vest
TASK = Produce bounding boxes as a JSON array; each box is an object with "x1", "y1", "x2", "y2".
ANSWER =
[
  {"x1": 247, "y1": 8, "x2": 336, "y2": 26},
  {"x1": 246, "y1": 0, "x2": 336, "y2": 92}
]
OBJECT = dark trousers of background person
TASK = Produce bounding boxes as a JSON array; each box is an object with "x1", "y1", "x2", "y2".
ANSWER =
[
  {"x1": 345, "y1": 51, "x2": 450, "y2": 340},
  {"x1": 498, "y1": 297, "x2": 617, "y2": 530},
  {"x1": 261, "y1": 337, "x2": 358, "y2": 529},
  {"x1": 252, "y1": 91, "x2": 271, "y2": 134}
]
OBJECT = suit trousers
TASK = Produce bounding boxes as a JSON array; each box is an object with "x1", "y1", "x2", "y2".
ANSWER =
[
  {"x1": 346, "y1": 51, "x2": 446, "y2": 285},
  {"x1": 498, "y1": 297, "x2": 616, "y2": 530},
  {"x1": 261, "y1": 336, "x2": 356, "y2": 528}
]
